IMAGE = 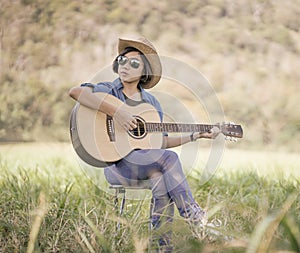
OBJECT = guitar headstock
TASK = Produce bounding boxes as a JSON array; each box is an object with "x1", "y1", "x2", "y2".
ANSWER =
[{"x1": 220, "y1": 122, "x2": 243, "y2": 139}]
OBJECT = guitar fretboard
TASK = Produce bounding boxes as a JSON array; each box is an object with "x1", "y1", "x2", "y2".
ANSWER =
[{"x1": 145, "y1": 123, "x2": 217, "y2": 133}]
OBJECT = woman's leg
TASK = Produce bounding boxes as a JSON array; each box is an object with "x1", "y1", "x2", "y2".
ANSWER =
[
  {"x1": 105, "y1": 149, "x2": 205, "y2": 223},
  {"x1": 118, "y1": 149, "x2": 206, "y2": 223},
  {"x1": 104, "y1": 163, "x2": 174, "y2": 250},
  {"x1": 149, "y1": 171, "x2": 174, "y2": 227},
  {"x1": 148, "y1": 171, "x2": 174, "y2": 251},
  {"x1": 153, "y1": 150, "x2": 206, "y2": 224}
]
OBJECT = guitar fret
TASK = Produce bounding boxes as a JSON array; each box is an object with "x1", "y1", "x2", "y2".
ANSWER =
[
  {"x1": 146, "y1": 123, "x2": 216, "y2": 133},
  {"x1": 145, "y1": 122, "x2": 242, "y2": 138}
]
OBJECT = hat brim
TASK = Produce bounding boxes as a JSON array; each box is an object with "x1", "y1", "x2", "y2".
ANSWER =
[{"x1": 118, "y1": 38, "x2": 162, "y2": 89}]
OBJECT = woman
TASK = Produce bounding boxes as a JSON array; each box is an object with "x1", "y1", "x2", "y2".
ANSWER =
[{"x1": 69, "y1": 37, "x2": 220, "y2": 251}]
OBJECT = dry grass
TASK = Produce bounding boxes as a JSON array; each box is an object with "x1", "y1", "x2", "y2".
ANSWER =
[{"x1": 0, "y1": 143, "x2": 299, "y2": 252}]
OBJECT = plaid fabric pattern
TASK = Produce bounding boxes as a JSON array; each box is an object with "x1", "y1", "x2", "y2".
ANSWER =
[
  {"x1": 105, "y1": 149, "x2": 206, "y2": 250},
  {"x1": 105, "y1": 149, "x2": 196, "y2": 209}
]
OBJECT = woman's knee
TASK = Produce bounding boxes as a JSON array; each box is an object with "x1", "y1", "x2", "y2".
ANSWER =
[
  {"x1": 161, "y1": 150, "x2": 181, "y2": 170},
  {"x1": 164, "y1": 150, "x2": 179, "y2": 161},
  {"x1": 148, "y1": 170, "x2": 163, "y2": 179}
]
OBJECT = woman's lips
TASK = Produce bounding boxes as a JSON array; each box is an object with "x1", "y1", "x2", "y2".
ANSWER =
[{"x1": 120, "y1": 71, "x2": 129, "y2": 77}]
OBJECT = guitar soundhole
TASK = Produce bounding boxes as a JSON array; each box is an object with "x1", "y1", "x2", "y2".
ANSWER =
[{"x1": 128, "y1": 116, "x2": 147, "y2": 139}]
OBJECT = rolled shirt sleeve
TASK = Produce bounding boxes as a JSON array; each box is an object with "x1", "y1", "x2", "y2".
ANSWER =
[{"x1": 80, "y1": 78, "x2": 168, "y2": 136}]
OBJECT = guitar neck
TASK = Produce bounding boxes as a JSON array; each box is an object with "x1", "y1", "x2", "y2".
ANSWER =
[{"x1": 145, "y1": 122, "x2": 218, "y2": 133}]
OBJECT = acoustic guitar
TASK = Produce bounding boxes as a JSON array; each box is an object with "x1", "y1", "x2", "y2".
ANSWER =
[{"x1": 70, "y1": 93, "x2": 243, "y2": 167}]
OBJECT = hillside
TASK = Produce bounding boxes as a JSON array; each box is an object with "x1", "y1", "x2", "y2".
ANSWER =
[{"x1": 1, "y1": 0, "x2": 299, "y2": 151}]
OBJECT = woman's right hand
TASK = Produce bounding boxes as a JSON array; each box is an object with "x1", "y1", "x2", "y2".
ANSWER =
[{"x1": 113, "y1": 108, "x2": 137, "y2": 131}]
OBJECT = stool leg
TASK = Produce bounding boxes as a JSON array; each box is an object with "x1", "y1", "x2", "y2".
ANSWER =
[
  {"x1": 120, "y1": 190, "x2": 126, "y2": 216},
  {"x1": 116, "y1": 188, "x2": 126, "y2": 231},
  {"x1": 148, "y1": 197, "x2": 154, "y2": 253},
  {"x1": 149, "y1": 197, "x2": 154, "y2": 230},
  {"x1": 113, "y1": 189, "x2": 119, "y2": 210}
]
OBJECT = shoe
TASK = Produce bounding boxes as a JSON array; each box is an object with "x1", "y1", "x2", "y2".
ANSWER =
[
  {"x1": 181, "y1": 202, "x2": 208, "y2": 226},
  {"x1": 206, "y1": 218, "x2": 222, "y2": 235},
  {"x1": 205, "y1": 218, "x2": 232, "y2": 242}
]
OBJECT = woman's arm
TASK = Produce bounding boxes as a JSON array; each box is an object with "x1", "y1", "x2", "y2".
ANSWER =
[
  {"x1": 162, "y1": 127, "x2": 220, "y2": 149},
  {"x1": 69, "y1": 86, "x2": 137, "y2": 130},
  {"x1": 69, "y1": 86, "x2": 117, "y2": 115}
]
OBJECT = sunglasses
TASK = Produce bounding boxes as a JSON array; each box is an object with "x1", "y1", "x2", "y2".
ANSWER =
[{"x1": 117, "y1": 55, "x2": 141, "y2": 69}]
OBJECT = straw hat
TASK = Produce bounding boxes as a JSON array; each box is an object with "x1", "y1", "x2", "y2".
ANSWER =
[{"x1": 118, "y1": 37, "x2": 162, "y2": 89}]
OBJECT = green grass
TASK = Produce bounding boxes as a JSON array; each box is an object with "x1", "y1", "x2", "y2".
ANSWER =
[{"x1": 0, "y1": 143, "x2": 299, "y2": 252}]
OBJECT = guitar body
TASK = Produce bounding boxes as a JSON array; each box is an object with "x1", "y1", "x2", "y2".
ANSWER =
[{"x1": 70, "y1": 94, "x2": 163, "y2": 167}]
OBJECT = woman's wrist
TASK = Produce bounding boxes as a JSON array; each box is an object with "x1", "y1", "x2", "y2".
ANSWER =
[{"x1": 190, "y1": 132, "x2": 197, "y2": 142}]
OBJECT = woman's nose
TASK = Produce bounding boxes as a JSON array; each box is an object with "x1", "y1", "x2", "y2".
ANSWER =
[{"x1": 121, "y1": 62, "x2": 130, "y2": 69}]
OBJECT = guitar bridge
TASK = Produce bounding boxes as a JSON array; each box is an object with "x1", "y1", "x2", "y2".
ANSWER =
[{"x1": 106, "y1": 115, "x2": 115, "y2": 142}]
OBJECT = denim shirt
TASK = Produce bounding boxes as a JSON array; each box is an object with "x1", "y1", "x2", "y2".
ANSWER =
[{"x1": 80, "y1": 78, "x2": 164, "y2": 122}]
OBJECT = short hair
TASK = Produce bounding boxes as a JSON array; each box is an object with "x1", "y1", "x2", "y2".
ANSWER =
[{"x1": 112, "y1": 47, "x2": 153, "y2": 85}]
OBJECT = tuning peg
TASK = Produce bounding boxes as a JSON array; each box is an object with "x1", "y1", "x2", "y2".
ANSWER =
[
  {"x1": 231, "y1": 137, "x2": 238, "y2": 142},
  {"x1": 225, "y1": 136, "x2": 238, "y2": 142}
]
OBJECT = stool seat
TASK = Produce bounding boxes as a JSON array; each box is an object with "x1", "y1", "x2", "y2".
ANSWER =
[
  {"x1": 109, "y1": 184, "x2": 150, "y2": 190},
  {"x1": 104, "y1": 164, "x2": 151, "y2": 189}
]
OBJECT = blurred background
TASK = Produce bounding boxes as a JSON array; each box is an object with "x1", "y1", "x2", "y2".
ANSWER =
[{"x1": 1, "y1": 0, "x2": 299, "y2": 152}]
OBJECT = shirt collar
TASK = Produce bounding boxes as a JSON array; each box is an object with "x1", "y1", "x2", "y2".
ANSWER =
[{"x1": 113, "y1": 78, "x2": 149, "y2": 102}]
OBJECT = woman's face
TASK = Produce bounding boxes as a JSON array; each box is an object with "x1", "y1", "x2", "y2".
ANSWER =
[{"x1": 118, "y1": 51, "x2": 144, "y2": 84}]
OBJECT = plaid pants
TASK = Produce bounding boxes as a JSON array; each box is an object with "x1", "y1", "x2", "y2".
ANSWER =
[{"x1": 104, "y1": 149, "x2": 197, "y2": 250}]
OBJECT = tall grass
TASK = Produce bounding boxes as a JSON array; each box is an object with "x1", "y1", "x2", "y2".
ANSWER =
[{"x1": 0, "y1": 143, "x2": 299, "y2": 252}]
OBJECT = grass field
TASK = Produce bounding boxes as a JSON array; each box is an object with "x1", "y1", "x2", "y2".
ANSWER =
[{"x1": 0, "y1": 142, "x2": 299, "y2": 252}]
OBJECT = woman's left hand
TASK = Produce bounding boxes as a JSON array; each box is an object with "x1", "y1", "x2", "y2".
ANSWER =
[{"x1": 196, "y1": 126, "x2": 221, "y2": 140}]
